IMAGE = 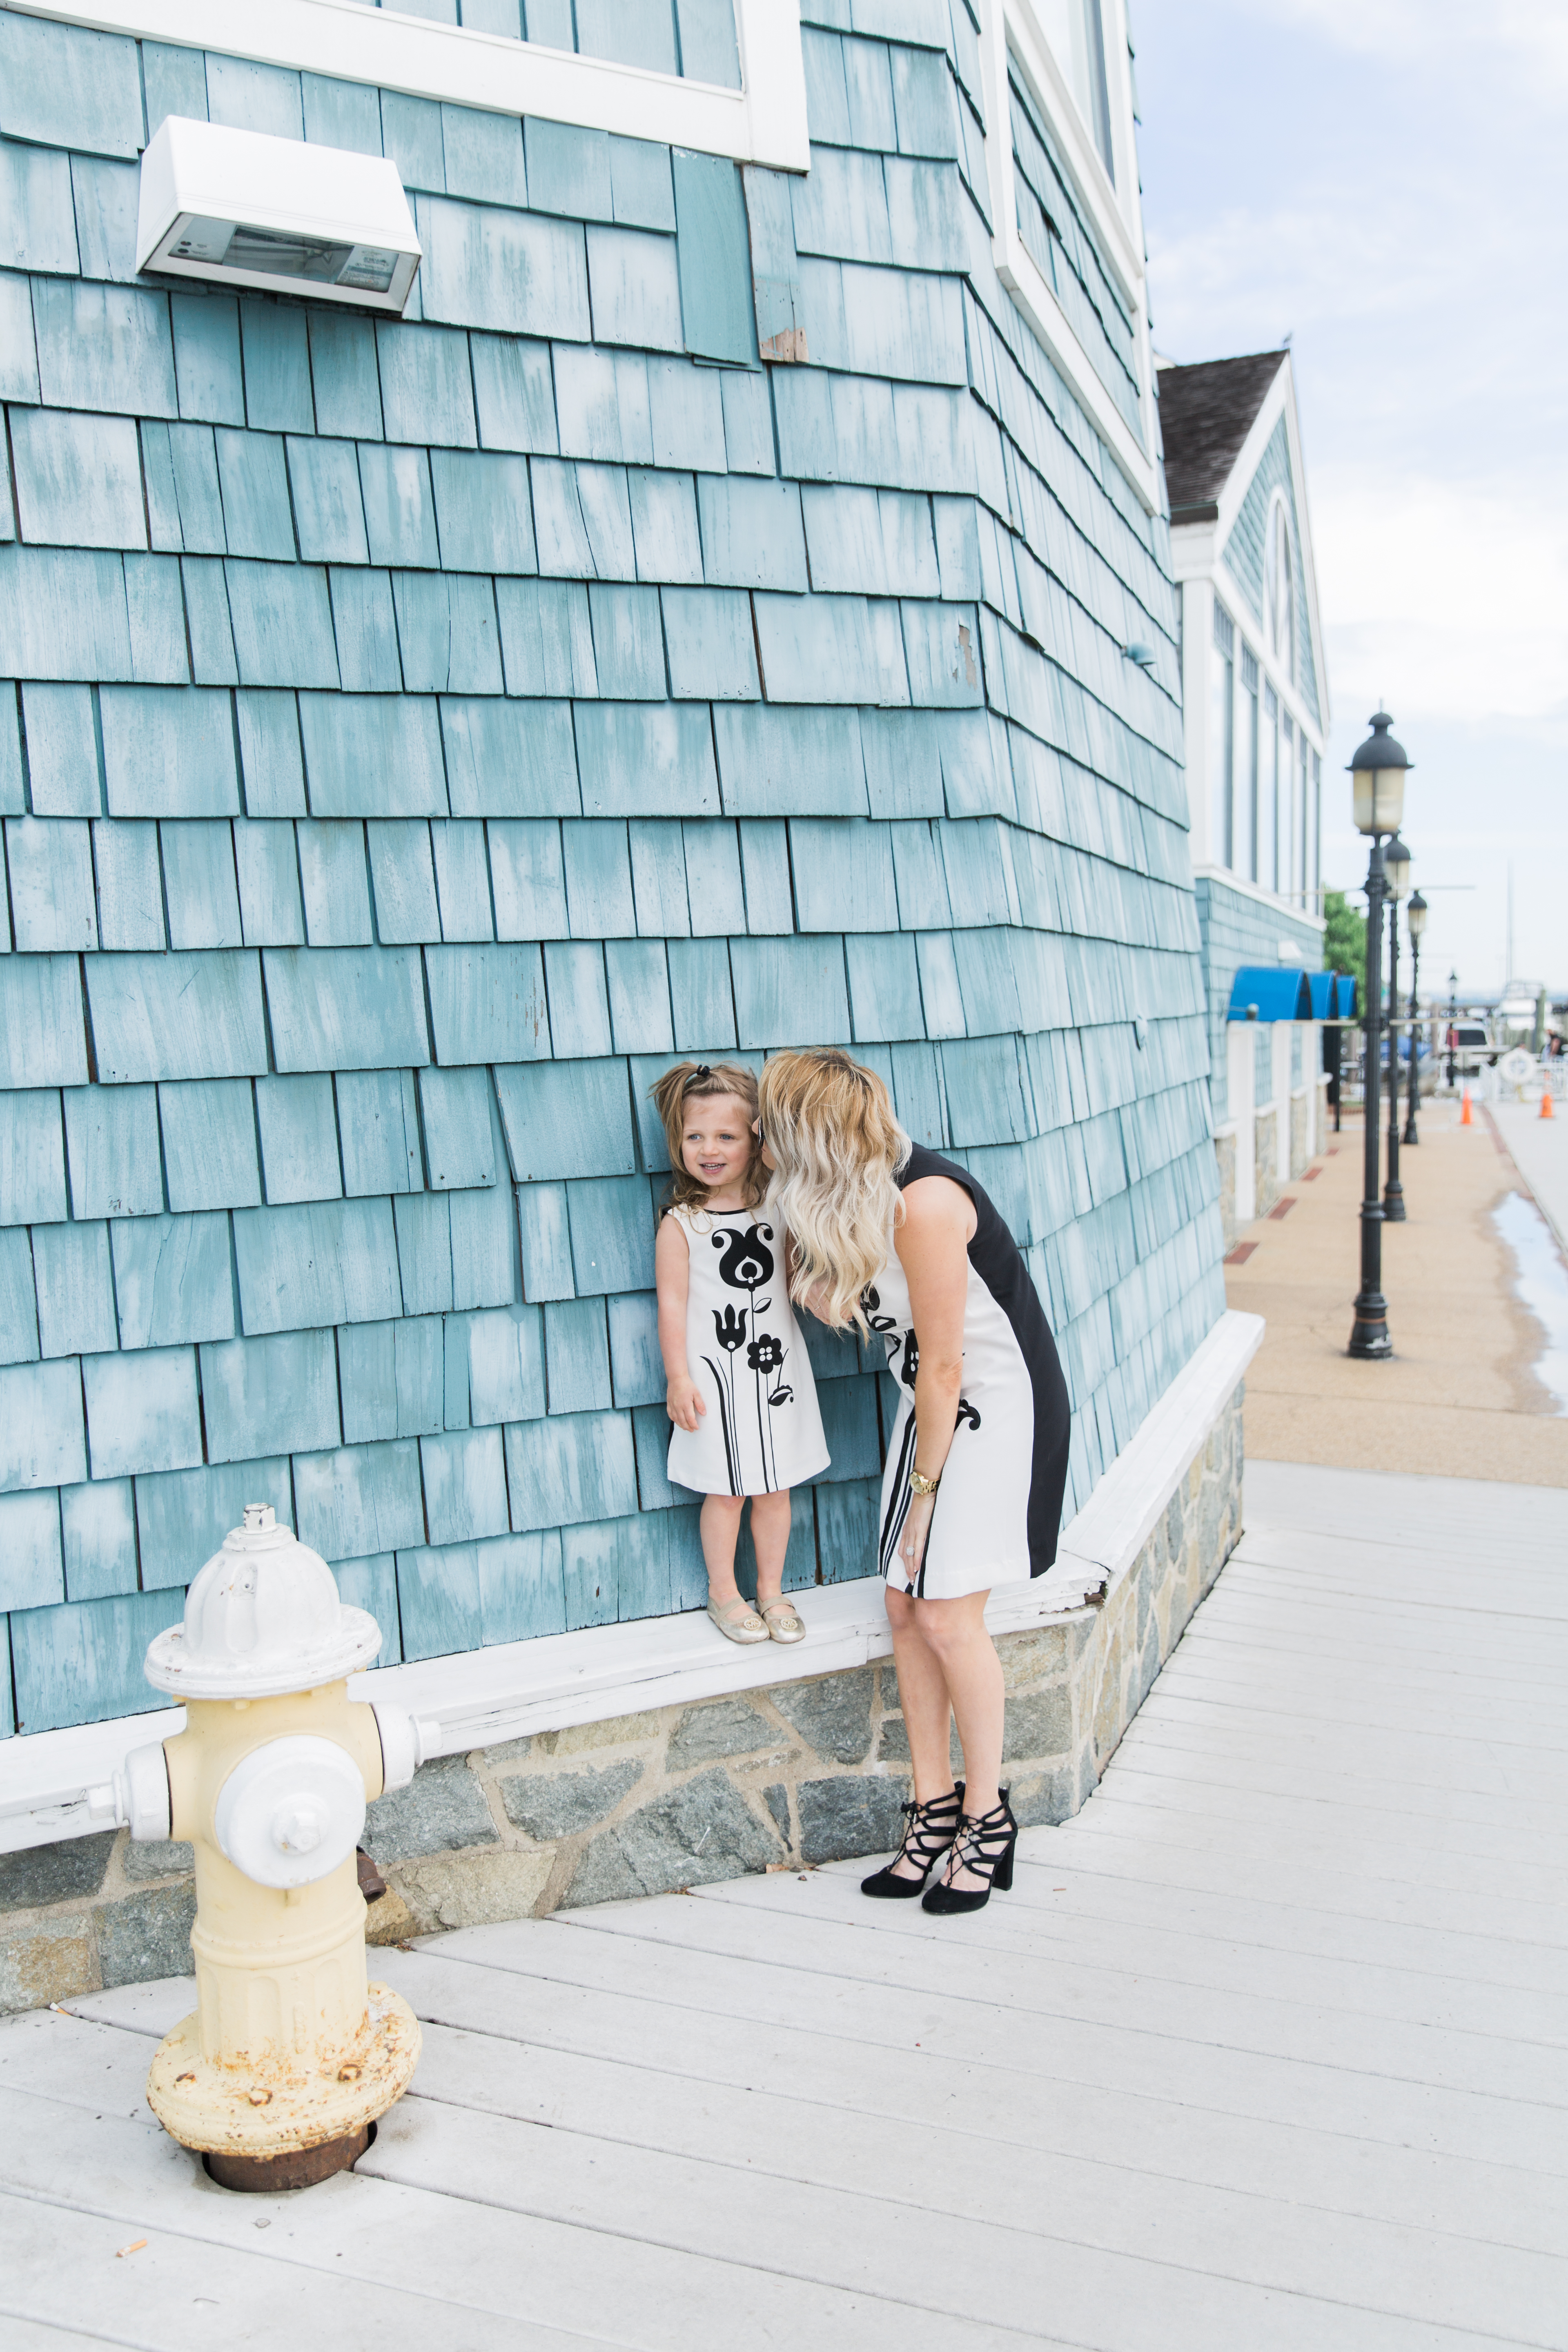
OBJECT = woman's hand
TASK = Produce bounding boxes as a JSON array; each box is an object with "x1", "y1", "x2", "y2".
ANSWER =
[
  {"x1": 666, "y1": 1375, "x2": 706, "y2": 1433},
  {"x1": 898, "y1": 1491, "x2": 937, "y2": 1584}
]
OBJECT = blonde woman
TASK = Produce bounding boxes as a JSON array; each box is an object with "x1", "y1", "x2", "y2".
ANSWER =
[{"x1": 757, "y1": 1049, "x2": 1071, "y2": 1913}]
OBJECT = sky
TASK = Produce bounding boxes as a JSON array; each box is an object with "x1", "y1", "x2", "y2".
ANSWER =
[{"x1": 1132, "y1": 0, "x2": 1568, "y2": 999}]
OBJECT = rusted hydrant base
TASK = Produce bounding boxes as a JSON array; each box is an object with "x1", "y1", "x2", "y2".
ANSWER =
[
  {"x1": 206, "y1": 2125, "x2": 372, "y2": 2194},
  {"x1": 147, "y1": 1984, "x2": 421, "y2": 2173}
]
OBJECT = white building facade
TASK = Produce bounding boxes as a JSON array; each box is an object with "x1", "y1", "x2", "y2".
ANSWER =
[{"x1": 1158, "y1": 350, "x2": 1331, "y2": 1239}]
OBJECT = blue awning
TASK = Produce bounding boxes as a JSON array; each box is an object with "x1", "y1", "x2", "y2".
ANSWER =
[
  {"x1": 1227, "y1": 967, "x2": 1313, "y2": 1021},
  {"x1": 1334, "y1": 973, "x2": 1357, "y2": 1018}
]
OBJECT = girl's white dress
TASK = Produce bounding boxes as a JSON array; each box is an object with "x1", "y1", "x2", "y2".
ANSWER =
[{"x1": 665, "y1": 1206, "x2": 829, "y2": 1499}]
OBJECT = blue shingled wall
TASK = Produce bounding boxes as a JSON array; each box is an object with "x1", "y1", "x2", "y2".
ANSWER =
[
  {"x1": 0, "y1": 0, "x2": 1224, "y2": 1740},
  {"x1": 1194, "y1": 873, "x2": 1322, "y2": 1125}
]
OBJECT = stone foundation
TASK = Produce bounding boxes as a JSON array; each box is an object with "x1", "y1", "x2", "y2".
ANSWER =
[
  {"x1": 1254, "y1": 1106, "x2": 1280, "y2": 1217},
  {"x1": 0, "y1": 1386, "x2": 1245, "y2": 2008},
  {"x1": 1290, "y1": 1089, "x2": 1310, "y2": 1179},
  {"x1": 1215, "y1": 1129, "x2": 1238, "y2": 1251}
]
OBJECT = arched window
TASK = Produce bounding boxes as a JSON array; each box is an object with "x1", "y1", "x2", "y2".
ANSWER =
[{"x1": 1265, "y1": 497, "x2": 1295, "y2": 684}]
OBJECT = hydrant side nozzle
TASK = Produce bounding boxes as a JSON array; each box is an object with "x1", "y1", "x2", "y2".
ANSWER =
[
  {"x1": 87, "y1": 1742, "x2": 173, "y2": 1840},
  {"x1": 371, "y1": 1704, "x2": 443, "y2": 1795}
]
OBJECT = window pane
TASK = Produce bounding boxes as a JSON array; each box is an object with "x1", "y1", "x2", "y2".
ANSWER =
[
  {"x1": 1209, "y1": 642, "x2": 1234, "y2": 868},
  {"x1": 1259, "y1": 686, "x2": 1277, "y2": 892},
  {"x1": 1238, "y1": 670, "x2": 1258, "y2": 883}
]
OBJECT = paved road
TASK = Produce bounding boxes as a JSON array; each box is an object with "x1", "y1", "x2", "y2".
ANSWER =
[{"x1": 2, "y1": 1459, "x2": 1563, "y2": 2350}]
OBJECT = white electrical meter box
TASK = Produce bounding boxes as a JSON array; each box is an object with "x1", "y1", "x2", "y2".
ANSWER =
[{"x1": 137, "y1": 117, "x2": 421, "y2": 313}]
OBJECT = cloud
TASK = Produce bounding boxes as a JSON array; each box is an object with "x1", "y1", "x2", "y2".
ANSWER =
[
  {"x1": 1265, "y1": 0, "x2": 1568, "y2": 87},
  {"x1": 1313, "y1": 470, "x2": 1568, "y2": 724}
]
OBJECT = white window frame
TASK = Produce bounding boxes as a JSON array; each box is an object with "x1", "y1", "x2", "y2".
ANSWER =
[
  {"x1": 7, "y1": 0, "x2": 810, "y2": 170},
  {"x1": 976, "y1": 0, "x2": 1158, "y2": 512}
]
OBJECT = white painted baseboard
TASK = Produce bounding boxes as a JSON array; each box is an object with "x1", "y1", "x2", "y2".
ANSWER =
[{"x1": 0, "y1": 1310, "x2": 1262, "y2": 1855}]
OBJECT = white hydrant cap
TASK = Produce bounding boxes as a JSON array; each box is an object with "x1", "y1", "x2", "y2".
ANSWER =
[{"x1": 144, "y1": 1504, "x2": 383, "y2": 1699}]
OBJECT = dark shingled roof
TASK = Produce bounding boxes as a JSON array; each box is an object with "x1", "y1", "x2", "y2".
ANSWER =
[{"x1": 1157, "y1": 351, "x2": 1287, "y2": 522}]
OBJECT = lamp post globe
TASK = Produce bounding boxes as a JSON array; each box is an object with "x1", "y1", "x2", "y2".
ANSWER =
[
  {"x1": 1403, "y1": 892, "x2": 1427, "y2": 1146},
  {"x1": 1383, "y1": 839, "x2": 1412, "y2": 1220},
  {"x1": 1347, "y1": 712, "x2": 1413, "y2": 1360},
  {"x1": 1350, "y1": 710, "x2": 1412, "y2": 837}
]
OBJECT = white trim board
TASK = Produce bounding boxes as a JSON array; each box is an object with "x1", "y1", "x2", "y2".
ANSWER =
[
  {"x1": 7, "y1": 0, "x2": 811, "y2": 170},
  {"x1": 1193, "y1": 862, "x2": 1328, "y2": 935},
  {"x1": 976, "y1": 0, "x2": 1158, "y2": 515},
  {"x1": 0, "y1": 1311, "x2": 1262, "y2": 1857}
]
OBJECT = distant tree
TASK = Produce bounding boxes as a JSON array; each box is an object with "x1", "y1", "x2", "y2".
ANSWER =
[{"x1": 1322, "y1": 887, "x2": 1367, "y2": 976}]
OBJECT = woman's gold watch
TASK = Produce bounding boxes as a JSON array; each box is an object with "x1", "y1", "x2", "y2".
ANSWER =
[{"x1": 908, "y1": 1468, "x2": 941, "y2": 1498}]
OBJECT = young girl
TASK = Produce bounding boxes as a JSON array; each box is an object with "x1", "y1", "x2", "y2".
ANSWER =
[{"x1": 653, "y1": 1060, "x2": 829, "y2": 1646}]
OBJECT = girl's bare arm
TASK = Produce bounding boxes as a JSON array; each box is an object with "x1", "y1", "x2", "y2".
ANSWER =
[{"x1": 655, "y1": 1214, "x2": 705, "y2": 1431}]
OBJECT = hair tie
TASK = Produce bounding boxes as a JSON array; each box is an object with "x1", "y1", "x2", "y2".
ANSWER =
[{"x1": 692, "y1": 1064, "x2": 711, "y2": 1081}]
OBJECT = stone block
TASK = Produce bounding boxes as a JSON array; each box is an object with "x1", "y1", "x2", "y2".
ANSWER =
[
  {"x1": 875, "y1": 1715, "x2": 963, "y2": 1770},
  {"x1": 565, "y1": 1768, "x2": 778, "y2": 1906},
  {"x1": 97, "y1": 1880, "x2": 196, "y2": 1988},
  {"x1": 1091, "y1": 1625, "x2": 1125, "y2": 1764},
  {"x1": 798, "y1": 1773, "x2": 907, "y2": 1864},
  {"x1": 1133, "y1": 1627, "x2": 1160, "y2": 1711},
  {"x1": 480, "y1": 1736, "x2": 532, "y2": 1764},
  {"x1": 768, "y1": 1666, "x2": 873, "y2": 1763},
  {"x1": 762, "y1": 1783, "x2": 791, "y2": 1841},
  {"x1": 1010, "y1": 1768, "x2": 1075, "y2": 1828},
  {"x1": 666, "y1": 1696, "x2": 775, "y2": 1770},
  {"x1": 540, "y1": 1708, "x2": 665, "y2": 1755},
  {"x1": 364, "y1": 1884, "x2": 420, "y2": 1946},
  {"x1": 0, "y1": 1831, "x2": 115, "y2": 1913},
  {"x1": 1002, "y1": 1686, "x2": 1074, "y2": 1761},
  {"x1": 998, "y1": 1624, "x2": 1068, "y2": 1686},
  {"x1": 0, "y1": 1912, "x2": 98, "y2": 2013},
  {"x1": 500, "y1": 1757, "x2": 643, "y2": 1840},
  {"x1": 388, "y1": 1847, "x2": 552, "y2": 1935},
  {"x1": 363, "y1": 1753, "x2": 497, "y2": 1861},
  {"x1": 121, "y1": 1837, "x2": 194, "y2": 1883}
]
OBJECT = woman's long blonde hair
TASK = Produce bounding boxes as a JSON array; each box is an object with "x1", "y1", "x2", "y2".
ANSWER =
[{"x1": 759, "y1": 1049, "x2": 910, "y2": 1333}]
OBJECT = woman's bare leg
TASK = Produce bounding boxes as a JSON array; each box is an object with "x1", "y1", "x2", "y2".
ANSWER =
[
  {"x1": 884, "y1": 1586, "x2": 958, "y2": 1877},
  {"x1": 749, "y1": 1490, "x2": 791, "y2": 1606},
  {"x1": 913, "y1": 1592, "x2": 1004, "y2": 1889}
]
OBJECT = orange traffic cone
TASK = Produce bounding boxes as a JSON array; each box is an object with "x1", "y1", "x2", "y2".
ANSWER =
[
  {"x1": 1541, "y1": 1088, "x2": 1555, "y2": 1120},
  {"x1": 1460, "y1": 1089, "x2": 1473, "y2": 1126}
]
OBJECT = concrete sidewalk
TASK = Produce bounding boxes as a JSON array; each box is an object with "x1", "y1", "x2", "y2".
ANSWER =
[
  {"x1": 1225, "y1": 1106, "x2": 1568, "y2": 1484},
  {"x1": 1491, "y1": 1098, "x2": 1568, "y2": 1258}
]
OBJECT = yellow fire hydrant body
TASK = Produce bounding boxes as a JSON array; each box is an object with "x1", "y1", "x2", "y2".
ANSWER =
[{"x1": 93, "y1": 1506, "x2": 432, "y2": 2189}]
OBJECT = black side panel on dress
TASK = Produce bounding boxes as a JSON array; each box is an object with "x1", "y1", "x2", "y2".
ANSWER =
[{"x1": 897, "y1": 1145, "x2": 1073, "y2": 1574}]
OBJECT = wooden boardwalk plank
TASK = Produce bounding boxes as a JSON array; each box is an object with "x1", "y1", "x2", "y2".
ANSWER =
[
  {"x1": 419, "y1": 1919, "x2": 1567, "y2": 2174},
  {"x1": 0, "y1": 2084, "x2": 1013, "y2": 2352},
  {"x1": 3, "y1": 1461, "x2": 1562, "y2": 2350},
  {"x1": 694, "y1": 1865, "x2": 1566, "y2": 2044}
]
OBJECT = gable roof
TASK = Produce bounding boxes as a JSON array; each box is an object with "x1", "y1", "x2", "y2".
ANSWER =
[{"x1": 1157, "y1": 351, "x2": 1288, "y2": 521}]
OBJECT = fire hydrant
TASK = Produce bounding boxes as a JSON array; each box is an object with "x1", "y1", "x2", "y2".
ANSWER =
[{"x1": 89, "y1": 1505, "x2": 438, "y2": 2191}]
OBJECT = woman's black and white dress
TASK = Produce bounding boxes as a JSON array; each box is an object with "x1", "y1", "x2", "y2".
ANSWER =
[
  {"x1": 868, "y1": 1146, "x2": 1071, "y2": 1599},
  {"x1": 666, "y1": 1207, "x2": 829, "y2": 1499}
]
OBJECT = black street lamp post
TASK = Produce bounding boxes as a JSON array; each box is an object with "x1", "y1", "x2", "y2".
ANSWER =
[
  {"x1": 1446, "y1": 969, "x2": 1459, "y2": 1090},
  {"x1": 1382, "y1": 833, "x2": 1411, "y2": 1221},
  {"x1": 1404, "y1": 891, "x2": 1427, "y2": 1145},
  {"x1": 1348, "y1": 713, "x2": 1412, "y2": 1360}
]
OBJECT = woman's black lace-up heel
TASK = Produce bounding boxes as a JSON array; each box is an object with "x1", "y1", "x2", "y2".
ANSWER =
[
  {"x1": 922, "y1": 1792, "x2": 1017, "y2": 1914},
  {"x1": 860, "y1": 1783, "x2": 965, "y2": 1899}
]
